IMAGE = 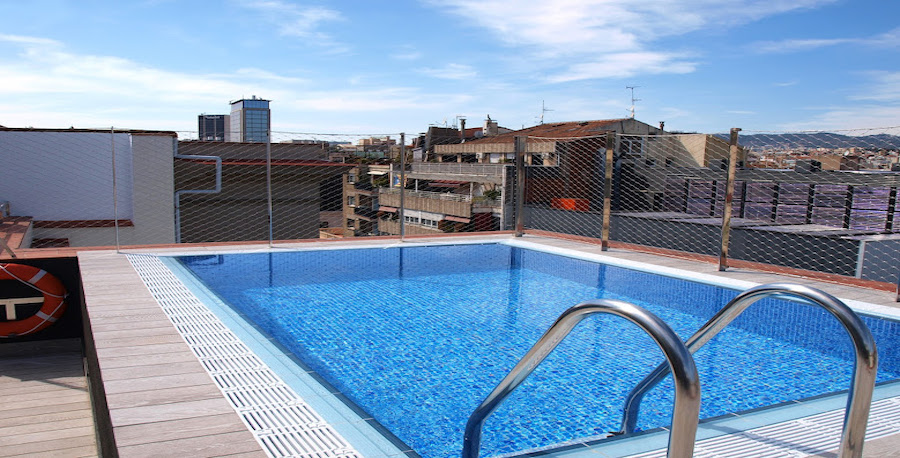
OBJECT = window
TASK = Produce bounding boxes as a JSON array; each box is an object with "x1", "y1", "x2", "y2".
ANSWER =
[
  {"x1": 527, "y1": 152, "x2": 559, "y2": 167},
  {"x1": 619, "y1": 136, "x2": 645, "y2": 158},
  {"x1": 347, "y1": 196, "x2": 356, "y2": 207},
  {"x1": 348, "y1": 174, "x2": 356, "y2": 184}
]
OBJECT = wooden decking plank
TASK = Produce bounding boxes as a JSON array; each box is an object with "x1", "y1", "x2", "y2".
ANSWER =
[
  {"x1": 109, "y1": 397, "x2": 237, "y2": 427},
  {"x1": 220, "y1": 452, "x2": 268, "y2": 458},
  {"x1": 0, "y1": 405, "x2": 94, "y2": 429},
  {"x1": 0, "y1": 371, "x2": 85, "y2": 384},
  {"x1": 97, "y1": 349, "x2": 200, "y2": 369},
  {"x1": 94, "y1": 341, "x2": 193, "y2": 359},
  {"x1": 116, "y1": 430, "x2": 261, "y2": 458},
  {"x1": 0, "y1": 399, "x2": 94, "y2": 419},
  {"x1": 0, "y1": 423, "x2": 96, "y2": 447},
  {"x1": 91, "y1": 326, "x2": 181, "y2": 341},
  {"x1": 0, "y1": 390, "x2": 92, "y2": 412},
  {"x1": 5, "y1": 444, "x2": 100, "y2": 458},
  {"x1": 86, "y1": 310, "x2": 168, "y2": 321},
  {"x1": 92, "y1": 332, "x2": 185, "y2": 348},
  {"x1": 100, "y1": 360, "x2": 205, "y2": 381},
  {"x1": 0, "y1": 379, "x2": 87, "y2": 395},
  {"x1": 112, "y1": 413, "x2": 251, "y2": 447},
  {"x1": 102, "y1": 372, "x2": 215, "y2": 396},
  {"x1": 0, "y1": 434, "x2": 97, "y2": 457},
  {"x1": 0, "y1": 413, "x2": 94, "y2": 437},
  {"x1": 105, "y1": 383, "x2": 224, "y2": 410},
  {"x1": 0, "y1": 359, "x2": 83, "y2": 372},
  {"x1": 89, "y1": 319, "x2": 175, "y2": 333}
]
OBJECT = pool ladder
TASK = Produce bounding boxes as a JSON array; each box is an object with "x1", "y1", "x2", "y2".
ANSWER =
[
  {"x1": 462, "y1": 299, "x2": 702, "y2": 458},
  {"x1": 462, "y1": 283, "x2": 878, "y2": 458}
]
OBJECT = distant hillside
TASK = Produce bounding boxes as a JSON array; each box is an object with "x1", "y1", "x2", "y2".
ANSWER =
[{"x1": 714, "y1": 132, "x2": 900, "y2": 149}]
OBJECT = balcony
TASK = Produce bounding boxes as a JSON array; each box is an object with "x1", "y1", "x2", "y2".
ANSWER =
[{"x1": 378, "y1": 188, "x2": 472, "y2": 218}]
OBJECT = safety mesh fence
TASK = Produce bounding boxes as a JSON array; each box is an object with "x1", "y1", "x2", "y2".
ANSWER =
[
  {"x1": 522, "y1": 128, "x2": 900, "y2": 288},
  {"x1": 1, "y1": 125, "x2": 897, "y2": 293},
  {"x1": 0, "y1": 127, "x2": 515, "y2": 251},
  {"x1": 174, "y1": 131, "x2": 369, "y2": 244}
]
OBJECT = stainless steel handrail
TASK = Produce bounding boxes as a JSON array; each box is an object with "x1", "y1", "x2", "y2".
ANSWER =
[
  {"x1": 617, "y1": 283, "x2": 878, "y2": 458},
  {"x1": 462, "y1": 299, "x2": 701, "y2": 458}
]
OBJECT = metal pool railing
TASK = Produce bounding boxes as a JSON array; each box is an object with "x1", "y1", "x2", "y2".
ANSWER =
[
  {"x1": 618, "y1": 283, "x2": 879, "y2": 458},
  {"x1": 462, "y1": 298, "x2": 701, "y2": 458}
]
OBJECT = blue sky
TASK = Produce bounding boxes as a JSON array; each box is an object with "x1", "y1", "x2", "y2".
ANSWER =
[{"x1": 1, "y1": 0, "x2": 898, "y2": 136}]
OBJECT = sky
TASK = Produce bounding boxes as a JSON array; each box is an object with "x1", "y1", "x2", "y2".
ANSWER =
[{"x1": 1, "y1": 0, "x2": 899, "y2": 138}]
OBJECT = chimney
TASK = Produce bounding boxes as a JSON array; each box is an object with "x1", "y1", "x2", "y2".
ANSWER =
[
  {"x1": 459, "y1": 118, "x2": 466, "y2": 143},
  {"x1": 659, "y1": 121, "x2": 665, "y2": 131},
  {"x1": 484, "y1": 115, "x2": 498, "y2": 136}
]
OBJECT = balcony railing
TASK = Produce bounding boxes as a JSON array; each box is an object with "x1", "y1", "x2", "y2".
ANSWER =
[
  {"x1": 379, "y1": 187, "x2": 472, "y2": 202},
  {"x1": 411, "y1": 163, "x2": 507, "y2": 177}
]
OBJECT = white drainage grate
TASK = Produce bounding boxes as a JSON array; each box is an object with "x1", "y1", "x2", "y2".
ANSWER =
[
  {"x1": 627, "y1": 396, "x2": 900, "y2": 458},
  {"x1": 127, "y1": 254, "x2": 364, "y2": 458}
]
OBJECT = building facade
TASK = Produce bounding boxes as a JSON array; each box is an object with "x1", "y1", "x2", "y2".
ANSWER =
[
  {"x1": 229, "y1": 96, "x2": 270, "y2": 143},
  {"x1": 198, "y1": 114, "x2": 229, "y2": 142}
]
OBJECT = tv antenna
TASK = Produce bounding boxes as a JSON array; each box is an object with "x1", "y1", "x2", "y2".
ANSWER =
[
  {"x1": 626, "y1": 86, "x2": 641, "y2": 118},
  {"x1": 538, "y1": 100, "x2": 554, "y2": 124}
]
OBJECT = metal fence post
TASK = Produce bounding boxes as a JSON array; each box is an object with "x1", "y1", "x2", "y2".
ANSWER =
[
  {"x1": 601, "y1": 133, "x2": 615, "y2": 251},
  {"x1": 266, "y1": 127, "x2": 274, "y2": 247},
  {"x1": 400, "y1": 132, "x2": 406, "y2": 241},
  {"x1": 514, "y1": 136, "x2": 526, "y2": 237},
  {"x1": 111, "y1": 127, "x2": 121, "y2": 253},
  {"x1": 719, "y1": 128, "x2": 741, "y2": 271}
]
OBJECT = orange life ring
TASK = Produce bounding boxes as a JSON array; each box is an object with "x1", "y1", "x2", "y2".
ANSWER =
[{"x1": 0, "y1": 263, "x2": 67, "y2": 338}]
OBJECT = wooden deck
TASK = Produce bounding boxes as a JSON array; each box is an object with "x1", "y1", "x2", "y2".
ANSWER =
[
  {"x1": 0, "y1": 338, "x2": 98, "y2": 457},
  {"x1": 78, "y1": 251, "x2": 265, "y2": 458}
]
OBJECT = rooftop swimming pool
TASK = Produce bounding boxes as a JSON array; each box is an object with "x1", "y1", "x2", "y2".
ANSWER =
[{"x1": 168, "y1": 241, "x2": 899, "y2": 457}]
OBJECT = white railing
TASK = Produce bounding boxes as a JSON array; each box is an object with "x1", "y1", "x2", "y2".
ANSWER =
[{"x1": 380, "y1": 187, "x2": 472, "y2": 202}]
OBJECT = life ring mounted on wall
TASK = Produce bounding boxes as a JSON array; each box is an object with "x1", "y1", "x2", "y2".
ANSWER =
[{"x1": 0, "y1": 263, "x2": 68, "y2": 338}]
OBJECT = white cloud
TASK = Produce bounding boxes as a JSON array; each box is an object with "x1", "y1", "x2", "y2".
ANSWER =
[
  {"x1": 779, "y1": 105, "x2": 900, "y2": 131},
  {"x1": 425, "y1": 1, "x2": 837, "y2": 52},
  {"x1": 0, "y1": 35, "x2": 269, "y2": 103},
  {"x1": 752, "y1": 38, "x2": 854, "y2": 54},
  {"x1": 235, "y1": 0, "x2": 345, "y2": 50},
  {"x1": 546, "y1": 52, "x2": 696, "y2": 82},
  {"x1": 849, "y1": 71, "x2": 900, "y2": 103},
  {"x1": 419, "y1": 63, "x2": 478, "y2": 80},
  {"x1": 0, "y1": 34, "x2": 472, "y2": 133},
  {"x1": 778, "y1": 72, "x2": 900, "y2": 130},
  {"x1": 424, "y1": 0, "x2": 834, "y2": 81},
  {"x1": 0, "y1": 34, "x2": 61, "y2": 46},
  {"x1": 751, "y1": 26, "x2": 900, "y2": 54}
]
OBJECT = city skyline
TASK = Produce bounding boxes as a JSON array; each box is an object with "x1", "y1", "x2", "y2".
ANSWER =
[{"x1": 1, "y1": 0, "x2": 899, "y2": 136}]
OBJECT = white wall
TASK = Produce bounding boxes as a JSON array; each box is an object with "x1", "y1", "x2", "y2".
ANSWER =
[
  {"x1": 0, "y1": 130, "x2": 176, "y2": 246},
  {"x1": 0, "y1": 131, "x2": 134, "y2": 220}
]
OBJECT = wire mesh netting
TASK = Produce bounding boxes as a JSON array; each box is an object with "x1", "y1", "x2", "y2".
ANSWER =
[
  {"x1": 0, "y1": 124, "x2": 897, "y2": 296},
  {"x1": 522, "y1": 127, "x2": 900, "y2": 288}
]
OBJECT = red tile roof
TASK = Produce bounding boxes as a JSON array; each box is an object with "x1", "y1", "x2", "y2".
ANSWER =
[{"x1": 468, "y1": 119, "x2": 635, "y2": 144}]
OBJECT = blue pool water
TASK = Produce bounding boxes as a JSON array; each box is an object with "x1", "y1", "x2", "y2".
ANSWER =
[{"x1": 176, "y1": 243, "x2": 900, "y2": 458}]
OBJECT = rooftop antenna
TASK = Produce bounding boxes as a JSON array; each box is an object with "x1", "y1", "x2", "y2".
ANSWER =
[
  {"x1": 539, "y1": 100, "x2": 554, "y2": 124},
  {"x1": 626, "y1": 86, "x2": 641, "y2": 118}
]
